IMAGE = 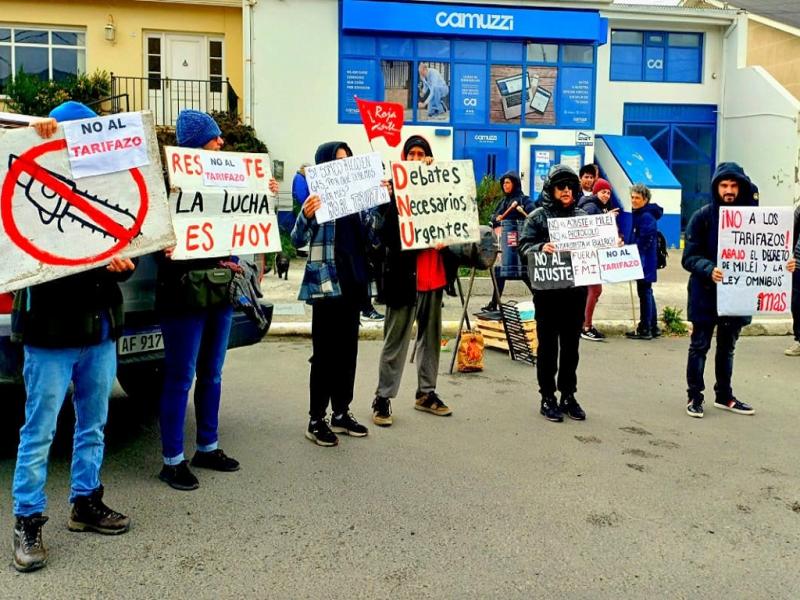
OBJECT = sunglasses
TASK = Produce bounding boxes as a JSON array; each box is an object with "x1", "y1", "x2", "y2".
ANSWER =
[{"x1": 554, "y1": 182, "x2": 571, "y2": 191}]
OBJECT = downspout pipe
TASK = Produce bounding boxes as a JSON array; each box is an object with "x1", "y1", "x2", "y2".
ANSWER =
[{"x1": 243, "y1": 0, "x2": 256, "y2": 126}]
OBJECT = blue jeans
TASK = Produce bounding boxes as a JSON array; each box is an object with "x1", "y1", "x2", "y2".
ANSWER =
[
  {"x1": 686, "y1": 320, "x2": 742, "y2": 403},
  {"x1": 427, "y1": 84, "x2": 448, "y2": 115},
  {"x1": 13, "y1": 340, "x2": 116, "y2": 516},
  {"x1": 637, "y1": 280, "x2": 658, "y2": 332},
  {"x1": 159, "y1": 307, "x2": 233, "y2": 464}
]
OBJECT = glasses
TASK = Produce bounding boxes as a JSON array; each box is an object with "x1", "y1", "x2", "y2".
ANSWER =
[{"x1": 554, "y1": 182, "x2": 571, "y2": 191}]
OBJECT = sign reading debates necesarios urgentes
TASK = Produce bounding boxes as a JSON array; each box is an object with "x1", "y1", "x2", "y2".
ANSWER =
[{"x1": 391, "y1": 160, "x2": 479, "y2": 250}]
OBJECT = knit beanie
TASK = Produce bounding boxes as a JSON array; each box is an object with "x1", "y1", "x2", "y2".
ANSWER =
[
  {"x1": 49, "y1": 101, "x2": 97, "y2": 123},
  {"x1": 401, "y1": 135, "x2": 433, "y2": 160},
  {"x1": 592, "y1": 178, "x2": 612, "y2": 194},
  {"x1": 176, "y1": 110, "x2": 222, "y2": 148}
]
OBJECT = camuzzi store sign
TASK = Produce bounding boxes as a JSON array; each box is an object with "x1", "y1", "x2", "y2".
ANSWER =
[{"x1": 435, "y1": 11, "x2": 514, "y2": 32}]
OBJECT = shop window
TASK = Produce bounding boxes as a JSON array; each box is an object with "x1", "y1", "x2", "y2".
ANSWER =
[
  {"x1": 378, "y1": 37, "x2": 412, "y2": 58},
  {"x1": 490, "y1": 42, "x2": 522, "y2": 62},
  {"x1": 381, "y1": 59, "x2": 413, "y2": 122},
  {"x1": 416, "y1": 38, "x2": 449, "y2": 59},
  {"x1": 526, "y1": 43, "x2": 558, "y2": 64},
  {"x1": 561, "y1": 45, "x2": 594, "y2": 65},
  {"x1": 341, "y1": 34, "x2": 375, "y2": 55},
  {"x1": 454, "y1": 40, "x2": 486, "y2": 61},
  {"x1": 0, "y1": 25, "x2": 85, "y2": 92},
  {"x1": 610, "y1": 29, "x2": 702, "y2": 83},
  {"x1": 417, "y1": 61, "x2": 450, "y2": 123}
]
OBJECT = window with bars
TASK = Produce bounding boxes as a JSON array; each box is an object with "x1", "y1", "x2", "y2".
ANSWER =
[{"x1": 0, "y1": 26, "x2": 86, "y2": 93}]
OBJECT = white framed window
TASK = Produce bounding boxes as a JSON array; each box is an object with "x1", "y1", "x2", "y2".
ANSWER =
[{"x1": 0, "y1": 25, "x2": 86, "y2": 93}]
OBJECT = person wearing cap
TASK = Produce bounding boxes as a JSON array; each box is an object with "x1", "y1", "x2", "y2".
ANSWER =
[
  {"x1": 519, "y1": 165, "x2": 588, "y2": 423},
  {"x1": 156, "y1": 109, "x2": 277, "y2": 489},
  {"x1": 577, "y1": 177, "x2": 619, "y2": 341},
  {"x1": 292, "y1": 141, "x2": 374, "y2": 446},
  {"x1": 11, "y1": 101, "x2": 134, "y2": 572},
  {"x1": 370, "y1": 135, "x2": 459, "y2": 426}
]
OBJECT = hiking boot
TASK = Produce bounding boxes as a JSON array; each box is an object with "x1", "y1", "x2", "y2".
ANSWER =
[
  {"x1": 13, "y1": 514, "x2": 48, "y2": 572},
  {"x1": 559, "y1": 394, "x2": 586, "y2": 421},
  {"x1": 361, "y1": 309, "x2": 384, "y2": 322},
  {"x1": 415, "y1": 391, "x2": 452, "y2": 416},
  {"x1": 305, "y1": 419, "x2": 339, "y2": 446},
  {"x1": 372, "y1": 395, "x2": 393, "y2": 427},
  {"x1": 625, "y1": 328, "x2": 652, "y2": 340},
  {"x1": 330, "y1": 412, "x2": 369, "y2": 437},
  {"x1": 686, "y1": 399, "x2": 704, "y2": 418},
  {"x1": 159, "y1": 460, "x2": 199, "y2": 491},
  {"x1": 191, "y1": 448, "x2": 240, "y2": 472},
  {"x1": 714, "y1": 397, "x2": 755, "y2": 415},
  {"x1": 581, "y1": 327, "x2": 605, "y2": 342},
  {"x1": 540, "y1": 395, "x2": 563, "y2": 422},
  {"x1": 784, "y1": 340, "x2": 800, "y2": 356},
  {"x1": 68, "y1": 487, "x2": 130, "y2": 535}
]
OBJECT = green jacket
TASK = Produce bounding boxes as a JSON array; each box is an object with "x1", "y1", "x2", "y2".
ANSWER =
[{"x1": 12, "y1": 267, "x2": 132, "y2": 348}]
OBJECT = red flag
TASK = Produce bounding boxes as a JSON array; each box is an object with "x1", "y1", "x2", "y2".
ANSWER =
[{"x1": 355, "y1": 97, "x2": 404, "y2": 147}]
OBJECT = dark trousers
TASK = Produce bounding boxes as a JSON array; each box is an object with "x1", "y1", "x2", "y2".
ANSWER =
[
  {"x1": 792, "y1": 272, "x2": 800, "y2": 341},
  {"x1": 636, "y1": 280, "x2": 658, "y2": 332},
  {"x1": 534, "y1": 287, "x2": 587, "y2": 397},
  {"x1": 309, "y1": 294, "x2": 361, "y2": 420},
  {"x1": 686, "y1": 319, "x2": 742, "y2": 402}
]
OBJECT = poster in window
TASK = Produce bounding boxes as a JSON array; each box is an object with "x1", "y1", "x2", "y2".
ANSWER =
[
  {"x1": 525, "y1": 67, "x2": 557, "y2": 126},
  {"x1": 341, "y1": 58, "x2": 377, "y2": 121},
  {"x1": 417, "y1": 61, "x2": 450, "y2": 122},
  {"x1": 381, "y1": 60, "x2": 413, "y2": 122},
  {"x1": 558, "y1": 67, "x2": 593, "y2": 127},
  {"x1": 489, "y1": 65, "x2": 527, "y2": 125},
  {"x1": 452, "y1": 63, "x2": 487, "y2": 125}
]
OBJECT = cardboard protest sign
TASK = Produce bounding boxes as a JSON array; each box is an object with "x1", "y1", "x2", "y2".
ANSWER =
[
  {"x1": 391, "y1": 160, "x2": 479, "y2": 250},
  {"x1": 164, "y1": 146, "x2": 280, "y2": 260},
  {"x1": 571, "y1": 248, "x2": 602, "y2": 287},
  {"x1": 598, "y1": 245, "x2": 644, "y2": 283},
  {"x1": 304, "y1": 152, "x2": 389, "y2": 224},
  {"x1": 547, "y1": 214, "x2": 618, "y2": 286},
  {"x1": 717, "y1": 206, "x2": 794, "y2": 316},
  {"x1": 527, "y1": 251, "x2": 574, "y2": 290},
  {"x1": 0, "y1": 111, "x2": 174, "y2": 293},
  {"x1": 63, "y1": 113, "x2": 149, "y2": 179}
]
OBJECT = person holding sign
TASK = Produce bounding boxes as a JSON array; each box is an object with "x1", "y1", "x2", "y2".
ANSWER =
[
  {"x1": 519, "y1": 165, "x2": 588, "y2": 423},
  {"x1": 786, "y1": 205, "x2": 800, "y2": 356},
  {"x1": 292, "y1": 141, "x2": 373, "y2": 446},
  {"x1": 625, "y1": 184, "x2": 664, "y2": 341},
  {"x1": 371, "y1": 135, "x2": 459, "y2": 426},
  {"x1": 11, "y1": 102, "x2": 134, "y2": 573},
  {"x1": 682, "y1": 163, "x2": 797, "y2": 418}
]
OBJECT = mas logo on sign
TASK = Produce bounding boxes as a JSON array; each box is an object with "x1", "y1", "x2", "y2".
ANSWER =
[{"x1": 435, "y1": 11, "x2": 514, "y2": 32}]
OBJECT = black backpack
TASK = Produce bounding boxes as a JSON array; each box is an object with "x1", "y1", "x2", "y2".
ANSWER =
[{"x1": 656, "y1": 231, "x2": 668, "y2": 270}]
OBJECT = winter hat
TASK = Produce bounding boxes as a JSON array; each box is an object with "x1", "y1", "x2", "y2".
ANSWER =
[
  {"x1": 401, "y1": 135, "x2": 433, "y2": 160},
  {"x1": 314, "y1": 141, "x2": 353, "y2": 165},
  {"x1": 592, "y1": 178, "x2": 612, "y2": 194},
  {"x1": 176, "y1": 110, "x2": 222, "y2": 148},
  {"x1": 48, "y1": 101, "x2": 97, "y2": 123}
]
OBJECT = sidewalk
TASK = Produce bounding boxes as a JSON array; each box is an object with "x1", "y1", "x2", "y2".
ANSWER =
[{"x1": 260, "y1": 250, "x2": 795, "y2": 338}]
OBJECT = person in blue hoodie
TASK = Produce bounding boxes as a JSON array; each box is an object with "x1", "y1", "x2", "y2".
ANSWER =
[
  {"x1": 483, "y1": 171, "x2": 536, "y2": 312},
  {"x1": 625, "y1": 184, "x2": 664, "y2": 340},
  {"x1": 682, "y1": 162, "x2": 796, "y2": 418}
]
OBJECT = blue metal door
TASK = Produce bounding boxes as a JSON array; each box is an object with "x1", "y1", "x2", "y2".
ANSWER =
[{"x1": 454, "y1": 130, "x2": 518, "y2": 183}]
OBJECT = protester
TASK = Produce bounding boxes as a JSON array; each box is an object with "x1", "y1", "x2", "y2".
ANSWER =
[
  {"x1": 292, "y1": 141, "x2": 373, "y2": 445},
  {"x1": 578, "y1": 177, "x2": 618, "y2": 341},
  {"x1": 579, "y1": 164, "x2": 597, "y2": 198},
  {"x1": 785, "y1": 204, "x2": 800, "y2": 356},
  {"x1": 156, "y1": 110, "x2": 278, "y2": 489},
  {"x1": 11, "y1": 101, "x2": 133, "y2": 572},
  {"x1": 682, "y1": 162, "x2": 797, "y2": 417},
  {"x1": 519, "y1": 165, "x2": 588, "y2": 423},
  {"x1": 625, "y1": 183, "x2": 664, "y2": 340},
  {"x1": 418, "y1": 64, "x2": 449, "y2": 117},
  {"x1": 291, "y1": 164, "x2": 311, "y2": 256},
  {"x1": 370, "y1": 135, "x2": 458, "y2": 426},
  {"x1": 482, "y1": 171, "x2": 536, "y2": 312}
]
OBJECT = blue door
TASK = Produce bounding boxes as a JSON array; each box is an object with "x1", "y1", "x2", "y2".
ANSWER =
[
  {"x1": 623, "y1": 104, "x2": 717, "y2": 230},
  {"x1": 454, "y1": 130, "x2": 519, "y2": 183}
]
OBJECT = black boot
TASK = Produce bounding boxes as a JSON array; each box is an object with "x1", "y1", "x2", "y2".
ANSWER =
[
  {"x1": 625, "y1": 327, "x2": 652, "y2": 340},
  {"x1": 540, "y1": 395, "x2": 563, "y2": 422},
  {"x1": 13, "y1": 514, "x2": 48, "y2": 572},
  {"x1": 559, "y1": 394, "x2": 586, "y2": 421},
  {"x1": 68, "y1": 487, "x2": 130, "y2": 535}
]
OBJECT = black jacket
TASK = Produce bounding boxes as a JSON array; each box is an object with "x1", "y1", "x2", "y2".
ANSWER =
[
  {"x1": 12, "y1": 267, "x2": 132, "y2": 348},
  {"x1": 682, "y1": 162, "x2": 756, "y2": 325},
  {"x1": 577, "y1": 193, "x2": 614, "y2": 216},
  {"x1": 490, "y1": 171, "x2": 536, "y2": 227}
]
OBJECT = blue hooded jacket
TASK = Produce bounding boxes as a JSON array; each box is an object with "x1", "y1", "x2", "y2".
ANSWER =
[
  {"x1": 631, "y1": 202, "x2": 664, "y2": 283},
  {"x1": 490, "y1": 171, "x2": 536, "y2": 227},
  {"x1": 681, "y1": 162, "x2": 756, "y2": 325}
]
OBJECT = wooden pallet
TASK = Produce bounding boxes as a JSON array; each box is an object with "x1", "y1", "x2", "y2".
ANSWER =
[{"x1": 475, "y1": 311, "x2": 537, "y2": 363}]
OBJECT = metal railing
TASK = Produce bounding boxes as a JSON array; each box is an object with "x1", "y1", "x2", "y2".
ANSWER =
[{"x1": 110, "y1": 74, "x2": 238, "y2": 126}]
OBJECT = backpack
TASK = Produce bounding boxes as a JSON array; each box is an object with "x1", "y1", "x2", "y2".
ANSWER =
[{"x1": 656, "y1": 231, "x2": 668, "y2": 270}]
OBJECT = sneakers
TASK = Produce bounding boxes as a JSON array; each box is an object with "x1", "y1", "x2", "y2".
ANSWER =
[
  {"x1": 686, "y1": 399, "x2": 704, "y2": 418},
  {"x1": 625, "y1": 328, "x2": 652, "y2": 340},
  {"x1": 415, "y1": 391, "x2": 452, "y2": 416},
  {"x1": 581, "y1": 327, "x2": 605, "y2": 342},
  {"x1": 372, "y1": 395, "x2": 393, "y2": 427},
  {"x1": 330, "y1": 412, "x2": 369, "y2": 437},
  {"x1": 540, "y1": 395, "x2": 563, "y2": 422},
  {"x1": 68, "y1": 487, "x2": 130, "y2": 535},
  {"x1": 559, "y1": 394, "x2": 586, "y2": 421},
  {"x1": 13, "y1": 514, "x2": 48, "y2": 572},
  {"x1": 191, "y1": 448, "x2": 240, "y2": 472},
  {"x1": 652, "y1": 326, "x2": 663, "y2": 338},
  {"x1": 159, "y1": 460, "x2": 200, "y2": 491},
  {"x1": 305, "y1": 418, "x2": 339, "y2": 446},
  {"x1": 361, "y1": 309, "x2": 385, "y2": 322},
  {"x1": 785, "y1": 340, "x2": 800, "y2": 356},
  {"x1": 714, "y1": 397, "x2": 755, "y2": 415}
]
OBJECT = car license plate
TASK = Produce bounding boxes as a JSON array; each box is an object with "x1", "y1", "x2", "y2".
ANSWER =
[{"x1": 118, "y1": 330, "x2": 164, "y2": 355}]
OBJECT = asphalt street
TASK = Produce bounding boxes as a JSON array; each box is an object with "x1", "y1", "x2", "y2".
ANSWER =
[{"x1": 1, "y1": 335, "x2": 799, "y2": 599}]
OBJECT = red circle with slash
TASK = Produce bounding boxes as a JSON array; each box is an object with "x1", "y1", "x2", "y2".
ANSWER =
[{"x1": 0, "y1": 138, "x2": 148, "y2": 266}]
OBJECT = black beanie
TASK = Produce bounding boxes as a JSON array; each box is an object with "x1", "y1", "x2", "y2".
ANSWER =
[{"x1": 401, "y1": 135, "x2": 433, "y2": 160}]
